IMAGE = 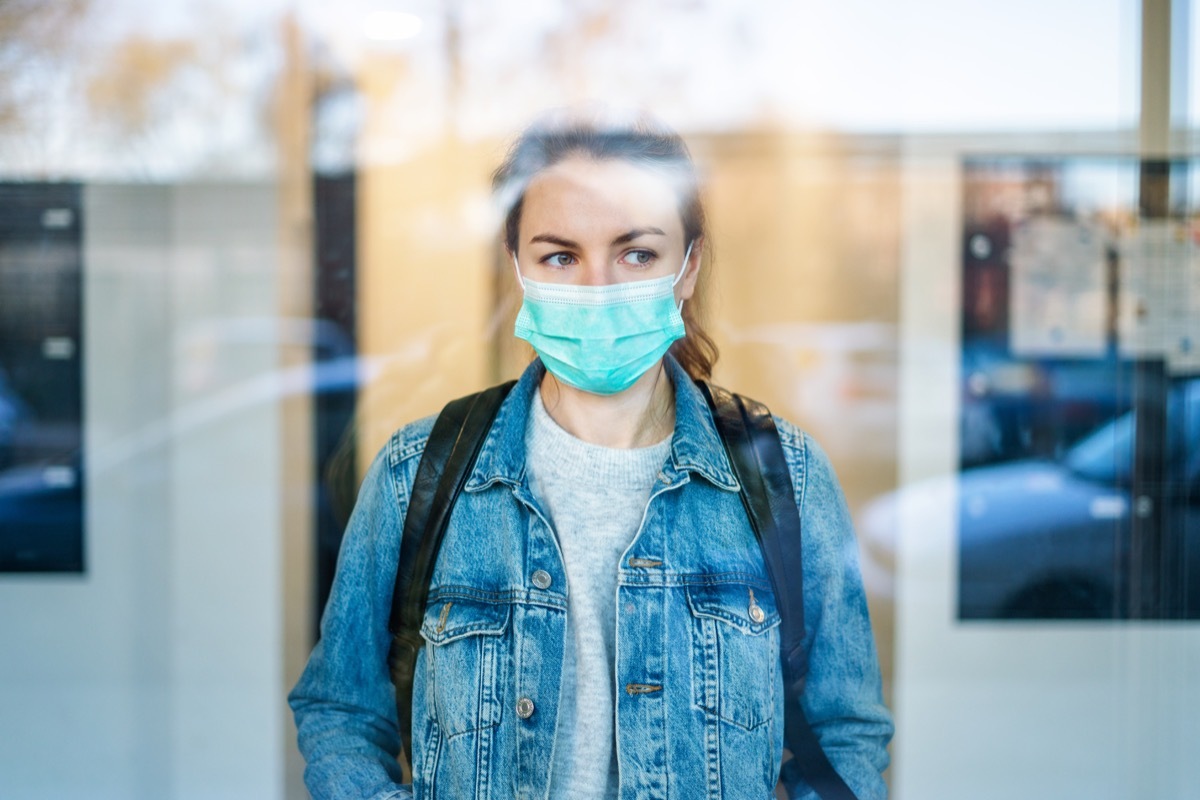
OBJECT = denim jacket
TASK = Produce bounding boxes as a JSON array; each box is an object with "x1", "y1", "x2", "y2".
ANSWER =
[{"x1": 289, "y1": 357, "x2": 893, "y2": 800}]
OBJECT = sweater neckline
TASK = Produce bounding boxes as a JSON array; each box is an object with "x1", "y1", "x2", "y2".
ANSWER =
[{"x1": 526, "y1": 388, "x2": 671, "y2": 491}]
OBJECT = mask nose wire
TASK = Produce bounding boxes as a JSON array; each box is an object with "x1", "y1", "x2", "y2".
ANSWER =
[{"x1": 513, "y1": 241, "x2": 695, "y2": 295}]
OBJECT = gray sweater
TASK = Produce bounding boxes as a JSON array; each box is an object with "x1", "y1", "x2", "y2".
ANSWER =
[{"x1": 525, "y1": 389, "x2": 671, "y2": 799}]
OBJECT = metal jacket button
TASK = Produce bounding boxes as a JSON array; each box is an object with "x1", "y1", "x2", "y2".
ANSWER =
[
  {"x1": 516, "y1": 697, "x2": 535, "y2": 719},
  {"x1": 531, "y1": 569, "x2": 552, "y2": 590},
  {"x1": 625, "y1": 683, "x2": 663, "y2": 695},
  {"x1": 748, "y1": 588, "x2": 765, "y2": 623}
]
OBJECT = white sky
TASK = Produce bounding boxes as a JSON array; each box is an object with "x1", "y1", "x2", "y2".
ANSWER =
[
  {"x1": 1, "y1": 0, "x2": 1165, "y2": 179},
  {"x1": 90, "y1": 0, "x2": 1140, "y2": 130}
]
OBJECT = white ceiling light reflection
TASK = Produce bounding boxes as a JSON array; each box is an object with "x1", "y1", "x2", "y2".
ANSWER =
[{"x1": 364, "y1": 10, "x2": 422, "y2": 42}]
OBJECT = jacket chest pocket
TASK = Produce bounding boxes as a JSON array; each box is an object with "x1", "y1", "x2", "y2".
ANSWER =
[
  {"x1": 686, "y1": 582, "x2": 781, "y2": 731},
  {"x1": 420, "y1": 597, "x2": 510, "y2": 738}
]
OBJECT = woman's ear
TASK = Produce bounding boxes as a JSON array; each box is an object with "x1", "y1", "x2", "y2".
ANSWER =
[{"x1": 677, "y1": 237, "x2": 704, "y2": 302}]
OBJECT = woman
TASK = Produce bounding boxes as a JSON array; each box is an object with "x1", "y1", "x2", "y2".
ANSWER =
[{"x1": 290, "y1": 114, "x2": 893, "y2": 799}]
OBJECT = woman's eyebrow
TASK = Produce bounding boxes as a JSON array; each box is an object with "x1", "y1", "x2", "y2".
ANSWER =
[
  {"x1": 528, "y1": 228, "x2": 666, "y2": 249},
  {"x1": 529, "y1": 233, "x2": 579, "y2": 248},
  {"x1": 611, "y1": 227, "x2": 666, "y2": 245}
]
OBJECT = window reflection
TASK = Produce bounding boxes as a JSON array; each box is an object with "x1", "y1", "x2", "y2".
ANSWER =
[{"x1": 2, "y1": 1, "x2": 1189, "y2": 798}]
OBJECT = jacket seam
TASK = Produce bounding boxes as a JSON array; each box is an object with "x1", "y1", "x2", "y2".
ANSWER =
[
  {"x1": 797, "y1": 431, "x2": 809, "y2": 515},
  {"x1": 427, "y1": 586, "x2": 569, "y2": 610},
  {"x1": 770, "y1": 417, "x2": 809, "y2": 506},
  {"x1": 388, "y1": 428, "x2": 432, "y2": 509},
  {"x1": 616, "y1": 571, "x2": 773, "y2": 589}
]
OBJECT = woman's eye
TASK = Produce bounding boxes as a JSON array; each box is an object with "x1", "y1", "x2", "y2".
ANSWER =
[
  {"x1": 624, "y1": 250, "x2": 656, "y2": 266},
  {"x1": 543, "y1": 253, "x2": 576, "y2": 268}
]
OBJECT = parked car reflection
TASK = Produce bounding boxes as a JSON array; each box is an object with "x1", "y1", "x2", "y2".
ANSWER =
[{"x1": 859, "y1": 377, "x2": 1199, "y2": 620}]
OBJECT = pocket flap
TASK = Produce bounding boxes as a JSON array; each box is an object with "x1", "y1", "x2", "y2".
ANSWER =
[
  {"x1": 686, "y1": 582, "x2": 780, "y2": 635},
  {"x1": 420, "y1": 597, "x2": 511, "y2": 645}
]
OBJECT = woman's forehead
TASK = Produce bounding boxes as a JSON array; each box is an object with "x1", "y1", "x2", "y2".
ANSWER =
[{"x1": 520, "y1": 157, "x2": 684, "y2": 241}]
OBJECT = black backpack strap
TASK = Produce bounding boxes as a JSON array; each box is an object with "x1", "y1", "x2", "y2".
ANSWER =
[
  {"x1": 698, "y1": 380, "x2": 859, "y2": 800},
  {"x1": 386, "y1": 380, "x2": 516, "y2": 766}
]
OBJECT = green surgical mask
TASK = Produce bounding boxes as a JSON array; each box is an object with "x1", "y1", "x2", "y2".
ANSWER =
[{"x1": 513, "y1": 244, "x2": 693, "y2": 395}]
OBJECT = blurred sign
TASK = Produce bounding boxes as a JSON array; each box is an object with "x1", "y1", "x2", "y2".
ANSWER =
[
  {"x1": 1117, "y1": 220, "x2": 1200, "y2": 375},
  {"x1": 1010, "y1": 217, "x2": 1108, "y2": 357}
]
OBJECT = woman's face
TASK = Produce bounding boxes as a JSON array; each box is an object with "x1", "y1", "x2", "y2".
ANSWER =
[{"x1": 512, "y1": 156, "x2": 702, "y2": 303}]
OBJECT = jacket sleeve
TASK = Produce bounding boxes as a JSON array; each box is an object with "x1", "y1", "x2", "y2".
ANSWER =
[
  {"x1": 288, "y1": 443, "x2": 415, "y2": 800},
  {"x1": 781, "y1": 427, "x2": 894, "y2": 800}
]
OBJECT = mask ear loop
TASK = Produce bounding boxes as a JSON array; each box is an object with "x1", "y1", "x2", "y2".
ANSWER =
[
  {"x1": 673, "y1": 241, "x2": 695, "y2": 311},
  {"x1": 511, "y1": 253, "x2": 526, "y2": 291}
]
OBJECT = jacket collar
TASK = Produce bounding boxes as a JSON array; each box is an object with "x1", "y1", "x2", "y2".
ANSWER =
[{"x1": 464, "y1": 356, "x2": 739, "y2": 492}]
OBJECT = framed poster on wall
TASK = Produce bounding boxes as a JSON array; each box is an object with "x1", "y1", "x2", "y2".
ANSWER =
[
  {"x1": 0, "y1": 182, "x2": 85, "y2": 572},
  {"x1": 959, "y1": 158, "x2": 1199, "y2": 620}
]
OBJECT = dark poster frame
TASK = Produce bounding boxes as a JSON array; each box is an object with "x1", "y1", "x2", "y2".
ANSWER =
[
  {"x1": 0, "y1": 182, "x2": 86, "y2": 573},
  {"x1": 312, "y1": 171, "x2": 358, "y2": 634}
]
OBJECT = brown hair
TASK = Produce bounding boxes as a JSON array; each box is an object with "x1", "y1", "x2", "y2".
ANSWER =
[{"x1": 491, "y1": 113, "x2": 718, "y2": 381}]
